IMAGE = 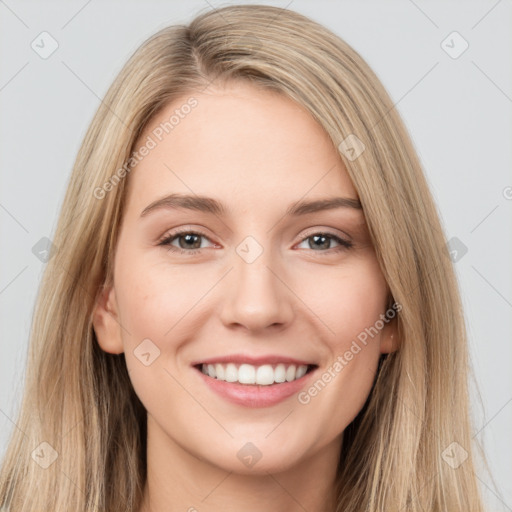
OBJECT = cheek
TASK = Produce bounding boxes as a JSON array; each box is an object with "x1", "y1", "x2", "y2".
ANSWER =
[
  {"x1": 114, "y1": 251, "x2": 214, "y2": 342},
  {"x1": 113, "y1": 268, "x2": 198, "y2": 417},
  {"x1": 333, "y1": 279, "x2": 387, "y2": 351},
  {"x1": 295, "y1": 262, "x2": 388, "y2": 422},
  {"x1": 298, "y1": 257, "x2": 388, "y2": 352}
]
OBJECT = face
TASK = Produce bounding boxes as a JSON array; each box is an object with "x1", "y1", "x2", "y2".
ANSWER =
[{"x1": 93, "y1": 80, "x2": 396, "y2": 475}]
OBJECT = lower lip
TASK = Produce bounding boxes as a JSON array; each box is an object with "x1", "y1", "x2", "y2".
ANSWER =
[{"x1": 194, "y1": 367, "x2": 316, "y2": 408}]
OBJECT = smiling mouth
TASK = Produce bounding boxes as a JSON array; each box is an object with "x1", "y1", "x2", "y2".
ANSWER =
[{"x1": 193, "y1": 362, "x2": 318, "y2": 386}]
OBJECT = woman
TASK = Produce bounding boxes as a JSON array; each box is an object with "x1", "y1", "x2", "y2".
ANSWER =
[{"x1": 0, "y1": 4, "x2": 486, "y2": 511}]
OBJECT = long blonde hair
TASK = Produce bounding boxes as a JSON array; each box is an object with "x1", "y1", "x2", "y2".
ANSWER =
[{"x1": 0, "y1": 4, "x2": 487, "y2": 511}]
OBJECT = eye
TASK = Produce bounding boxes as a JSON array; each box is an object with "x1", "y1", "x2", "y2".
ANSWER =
[
  {"x1": 295, "y1": 232, "x2": 353, "y2": 254},
  {"x1": 158, "y1": 229, "x2": 215, "y2": 254},
  {"x1": 158, "y1": 229, "x2": 353, "y2": 256}
]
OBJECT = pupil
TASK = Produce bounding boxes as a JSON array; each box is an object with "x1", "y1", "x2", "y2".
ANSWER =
[
  {"x1": 311, "y1": 234, "x2": 329, "y2": 250},
  {"x1": 180, "y1": 234, "x2": 201, "y2": 249}
]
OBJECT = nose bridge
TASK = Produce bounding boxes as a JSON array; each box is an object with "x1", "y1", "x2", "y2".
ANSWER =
[{"x1": 219, "y1": 235, "x2": 294, "y2": 332}]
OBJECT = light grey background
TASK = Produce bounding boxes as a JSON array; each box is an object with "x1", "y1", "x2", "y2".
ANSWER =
[{"x1": 1, "y1": 1, "x2": 511, "y2": 510}]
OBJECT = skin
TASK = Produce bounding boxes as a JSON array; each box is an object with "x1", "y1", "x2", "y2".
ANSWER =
[{"x1": 93, "y1": 80, "x2": 397, "y2": 512}]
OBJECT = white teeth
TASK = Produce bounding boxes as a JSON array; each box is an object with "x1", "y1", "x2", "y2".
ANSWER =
[
  {"x1": 215, "y1": 363, "x2": 225, "y2": 380},
  {"x1": 200, "y1": 362, "x2": 310, "y2": 385},
  {"x1": 225, "y1": 363, "x2": 238, "y2": 382},
  {"x1": 285, "y1": 365, "x2": 296, "y2": 382},
  {"x1": 296, "y1": 365, "x2": 307, "y2": 379},
  {"x1": 274, "y1": 363, "x2": 286, "y2": 383},
  {"x1": 256, "y1": 364, "x2": 275, "y2": 385},
  {"x1": 238, "y1": 364, "x2": 256, "y2": 384}
]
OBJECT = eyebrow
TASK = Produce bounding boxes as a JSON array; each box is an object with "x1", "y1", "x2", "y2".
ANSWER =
[{"x1": 139, "y1": 193, "x2": 362, "y2": 218}]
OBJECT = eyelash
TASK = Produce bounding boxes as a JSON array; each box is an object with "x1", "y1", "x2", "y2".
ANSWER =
[{"x1": 158, "y1": 228, "x2": 353, "y2": 256}]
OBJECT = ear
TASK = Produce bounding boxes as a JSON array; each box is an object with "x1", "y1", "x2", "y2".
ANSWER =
[
  {"x1": 92, "y1": 284, "x2": 124, "y2": 354},
  {"x1": 379, "y1": 317, "x2": 399, "y2": 355}
]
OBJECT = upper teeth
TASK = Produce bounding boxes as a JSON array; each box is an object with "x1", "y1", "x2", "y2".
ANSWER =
[{"x1": 201, "y1": 363, "x2": 308, "y2": 385}]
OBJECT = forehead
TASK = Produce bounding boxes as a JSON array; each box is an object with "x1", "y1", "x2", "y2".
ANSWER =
[{"x1": 125, "y1": 81, "x2": 358, "y2": 216}]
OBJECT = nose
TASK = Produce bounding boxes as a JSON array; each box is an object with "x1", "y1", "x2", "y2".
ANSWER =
[{"x1": 219, "y1": 245, "x2": 294, "y2": 334}]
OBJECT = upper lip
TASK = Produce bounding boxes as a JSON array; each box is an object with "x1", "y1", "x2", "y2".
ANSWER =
[{"x1": 191, "y1": 354, "x2": 317, "y2": 367}]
